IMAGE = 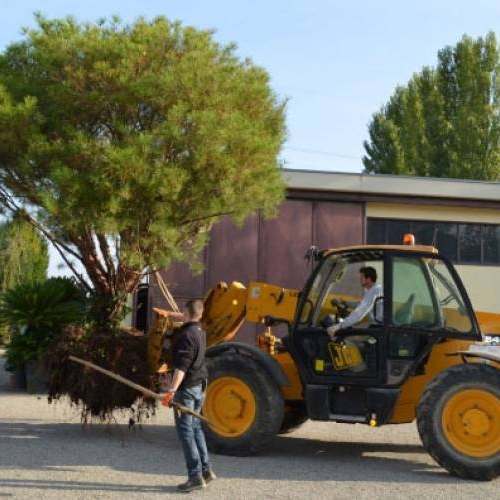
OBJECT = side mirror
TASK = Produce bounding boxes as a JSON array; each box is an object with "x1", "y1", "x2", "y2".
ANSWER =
[
  {"x1": 304, "y1": 245, "x2": 321, "y2": 263},
  {"x1": 373, "y1": 296, "x2": 384, "y2": 324}
]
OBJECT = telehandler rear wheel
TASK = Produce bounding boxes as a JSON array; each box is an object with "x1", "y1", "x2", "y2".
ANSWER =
[
  {"x1": 417, "y1": 363, "x2": 500, "y2": 481},
  {"x1": 203, "y1": 353, "x2": 284, "y2": 455}
]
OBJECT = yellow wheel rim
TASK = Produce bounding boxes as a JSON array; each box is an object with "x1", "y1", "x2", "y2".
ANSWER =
[
  {"x1": 442, "y1": 388, "x2": 500, "y2": 458},
  {"x1": 203, "y1": 376, "x2": 256, "y2": 438}
]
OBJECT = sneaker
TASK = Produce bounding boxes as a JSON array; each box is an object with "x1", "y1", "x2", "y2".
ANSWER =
[
  {"x1": 203, "y1": 469, "x2": 217, "y2": 484},
  {"x1": 177, "y1": 477, "x2": 206, "y2": 493}
]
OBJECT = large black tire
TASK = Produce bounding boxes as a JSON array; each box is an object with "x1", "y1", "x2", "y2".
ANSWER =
[
  {"x1": 279, "y1": 403, "x2": 308, "y2": 434},
  {"x1": 417, "y1": 363, "x2": 500, "y2": 481},
  {"x1": 202, "y1": 353, "x2": 284, "y2": 456}
]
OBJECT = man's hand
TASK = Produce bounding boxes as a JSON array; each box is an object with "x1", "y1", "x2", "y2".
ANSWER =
[
  {"x1": 327, "y1": 324, "x2": 341, "y2": 340},
  {"x1": 161, "y1": 391, "x2": 175, "y2": 408}
]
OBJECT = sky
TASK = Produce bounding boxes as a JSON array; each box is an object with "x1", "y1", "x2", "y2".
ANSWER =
[{"x1": 0, "y1": 0, "x2": 499, "y2": 275}]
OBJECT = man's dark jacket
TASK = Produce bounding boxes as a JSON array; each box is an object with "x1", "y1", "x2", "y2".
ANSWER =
[{"x1": 172, "y1": 321, "x2": 208, "y2": 389}]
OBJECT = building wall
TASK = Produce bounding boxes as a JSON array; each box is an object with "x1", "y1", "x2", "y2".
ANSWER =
[
  {"x1": 367, "y1": 202, "x2": 500, "y2": 224},
  {"x1": 149, "y1": 197, "x2": 365, "y2": 342},
  {"x1": 367, "y1": 202, "x2": 500, "y2": 315}
]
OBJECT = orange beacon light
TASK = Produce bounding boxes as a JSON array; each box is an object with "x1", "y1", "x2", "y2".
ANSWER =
[{"x1": 403, "y1": 233, "x2": 415, "y2": 246}]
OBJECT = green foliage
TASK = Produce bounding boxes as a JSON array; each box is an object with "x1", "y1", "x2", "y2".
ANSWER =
[
  {"x1": 0, "y1": 214, "x2": 49, "y2": 291},
  {"x1": 2, "y1": 277, "x2": 87, "y2": 369},
  {"x1": 364, "y1": 33, "x2": 499, "y2": 180},
  {"x1": 0, "y1": 15, "x2": 286, "y2": 304},
  {"x1": 0, "y1": 213, "x2": 48, "y2": 343}
]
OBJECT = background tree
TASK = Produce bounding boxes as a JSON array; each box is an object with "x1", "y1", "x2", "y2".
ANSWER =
[
  {"x1": 0, "y1": 213, "x2": 49, "y2": 292},
  {"x1": 0, "y1": 213, "x2": 49, "y2": 343},
  {"x1": 0, "y1": 15, "x2": 286, "y2": 327},
  {"x1": 363, "y1": 33, "x2": 499, "y2": 180}
]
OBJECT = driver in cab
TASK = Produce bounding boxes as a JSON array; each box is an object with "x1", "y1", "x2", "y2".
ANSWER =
[{"x1": 327, "y1": 266, "x2": 383, "y2": 339}]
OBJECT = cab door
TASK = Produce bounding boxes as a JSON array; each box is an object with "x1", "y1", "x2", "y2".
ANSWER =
[
  {"x1": 289, "y1": 250, "x2": 388, "y2": 387},
  {"x1": 384, "y1": 253, "x2": 481, "y2": 387}
]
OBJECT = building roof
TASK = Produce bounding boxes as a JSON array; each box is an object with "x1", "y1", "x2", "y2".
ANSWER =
[
  {"x1": 323, "y1": 244, "x2": 438, "y2": 256},
  {"x1": 283, "y1": 168, "x2": 500, "y2": 203}
]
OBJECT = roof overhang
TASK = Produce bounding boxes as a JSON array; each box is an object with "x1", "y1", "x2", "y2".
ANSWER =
[{"x1": 283, "y1": 169, "x2": 500, "y2": 207}]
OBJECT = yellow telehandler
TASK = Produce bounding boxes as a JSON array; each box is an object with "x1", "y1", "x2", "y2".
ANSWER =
[{"x1": 149, "y1": 237, "x2": 500, "y2": 481}]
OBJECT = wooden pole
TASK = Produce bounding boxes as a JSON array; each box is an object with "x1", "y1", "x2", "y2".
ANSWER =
[{"x1": 68, "y1": 355, "x2": 217, "y2": 427}]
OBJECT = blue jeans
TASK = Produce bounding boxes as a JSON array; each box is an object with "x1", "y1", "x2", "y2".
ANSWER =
[{"x1": 174, "y1": 384, "x2": 211, "y2": 479}]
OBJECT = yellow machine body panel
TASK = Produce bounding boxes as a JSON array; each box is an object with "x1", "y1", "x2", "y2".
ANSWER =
[
  {"x1": 245, "y1": 282, "x2": 299, "y2": 324},
  {"x1": 274, "y1": 351, "x2": 303, "y2": 400},
  {"x1": 202, "y1": 281, "x2": 248, "y2": 347},
  {"x1": 147, "y1": 308, "x2": 184, "y2": 373},
  {"x1": 390, "y1": 339, "x2": 478, "y2": 423},
  {"x1": 476, "y1": 311, "x2": 500, "y2": 335},
  {"x1": 201, "y1": 280, "x2": 299, "y2": 346}
]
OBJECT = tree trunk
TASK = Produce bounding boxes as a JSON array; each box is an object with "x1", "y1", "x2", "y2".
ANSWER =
[{"x1": 90, "y1": 264, "x2": 141, "y2": 330}]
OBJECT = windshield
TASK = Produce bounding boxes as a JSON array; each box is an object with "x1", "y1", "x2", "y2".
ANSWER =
[
  {"x1": 298, "y1": 257, "x2": 336, "y2": 324},
  {"x1": 298, "y1": 251, "x2": 384, "y2": 327},
  {"x1": 427, "y1": 259, "x2": 473, "y2": 334}
]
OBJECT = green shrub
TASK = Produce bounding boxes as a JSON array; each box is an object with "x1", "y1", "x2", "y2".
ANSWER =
[{"x1": 1, "y1": 277, "x2": 87, "y2": 371}]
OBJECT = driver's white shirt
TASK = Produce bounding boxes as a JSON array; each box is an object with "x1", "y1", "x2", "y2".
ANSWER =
[{"x1": 340, "y1": 284, "x2": 383, "y2": 329}]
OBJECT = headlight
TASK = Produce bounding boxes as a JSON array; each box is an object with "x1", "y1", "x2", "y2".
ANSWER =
[{"x1": 483, "y1": 335, "x2": 500, "y2": 345}]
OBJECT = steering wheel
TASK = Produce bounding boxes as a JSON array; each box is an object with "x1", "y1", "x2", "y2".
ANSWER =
[{"x1": 331, "y1": 298, "x2": 350, "y2": 318}]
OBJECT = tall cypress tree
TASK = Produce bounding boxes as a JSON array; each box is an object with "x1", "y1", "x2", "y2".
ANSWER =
[
  {"x1": 363, "y1": 33, "x2": 499, "y2": 180},
  {"x1": 0, "y1": 214, "x2": 49, "y2": 342}
]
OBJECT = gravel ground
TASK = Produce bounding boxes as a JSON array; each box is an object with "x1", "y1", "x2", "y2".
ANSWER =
[{"x1": 0, "y1": 351, "x2": 497, "y2": 499}]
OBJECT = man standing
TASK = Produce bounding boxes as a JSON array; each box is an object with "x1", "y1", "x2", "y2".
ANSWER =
[{"x1": 161, "y1": 299, "x2": 216, "y2": 492}]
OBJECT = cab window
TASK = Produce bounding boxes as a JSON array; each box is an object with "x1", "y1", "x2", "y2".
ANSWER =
[
  {"x1": 391, "y1": 257, "x2": 437, "y2": 328},
  {"x1": 428, "y1": 259, "x2": 473, "y2": 333},
  {"x1": 309, "y1": 254, "x2": 384, "y2": 328}
]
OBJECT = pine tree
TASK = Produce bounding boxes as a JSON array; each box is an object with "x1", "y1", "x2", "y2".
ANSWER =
[{"x1": 363, "y1": 33, "x2": 499, "y2": 180}]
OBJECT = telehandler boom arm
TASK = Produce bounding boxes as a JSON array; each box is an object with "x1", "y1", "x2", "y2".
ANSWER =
[{"x1": 202, "y1": 281, "x2": 299, "y2": 346}]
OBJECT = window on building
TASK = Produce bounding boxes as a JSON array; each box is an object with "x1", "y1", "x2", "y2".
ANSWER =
[
  {"x1": 483, "y1": 226, "x2": 500, "y2": 265},
  {"x1": 435, "y1": 223, "x2": 458, "y2": 262},
  {"x1": 412, "y1": 221, "x2": 435, "y2": 246},
  {"x1": 367, "y1": 219, "x2": 386, "y2": 245},
  {"x1": 458, "y1": 224, "x2": 481, "y2": 263},
  {"x1": 388, "y1": 220, "x2": 411, "y2": 246},
  {"x1": 367, "y1": 218, "x2": 500, "y2": 266}
]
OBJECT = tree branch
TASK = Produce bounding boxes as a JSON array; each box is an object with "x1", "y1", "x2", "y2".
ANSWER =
[
  {"x1": 96, "y1": 232, "x2": 117, "y2": 289},
  {"x1": 0, "y1": 186, "x2": 85, "y2": 263},
  {"x1": 178, "y1": 210, "x2": 236, "y2": 226},
  {"x1": 73, "y1": 230, "x2": 112, "y2": 294},
  {"x1": 50, "y1": 240, "x2": 93, "y2": 292}
]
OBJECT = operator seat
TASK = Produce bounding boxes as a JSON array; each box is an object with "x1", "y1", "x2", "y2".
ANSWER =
[{"x1": 394, "y1": 293, "x2": 416, "y2": 325}]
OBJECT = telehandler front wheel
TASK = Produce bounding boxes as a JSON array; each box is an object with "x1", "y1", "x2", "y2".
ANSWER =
[
  {"x1": 417, "y1": 363, "x2": 500, "y2": 481},
  {"x1": 202, "y1": 353, "x2": 284, "y2": 456}
]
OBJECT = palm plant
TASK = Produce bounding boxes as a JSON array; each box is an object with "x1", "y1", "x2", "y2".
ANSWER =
[{"x1": 1, "y1": 277, "x2": 87, "y2": 370}]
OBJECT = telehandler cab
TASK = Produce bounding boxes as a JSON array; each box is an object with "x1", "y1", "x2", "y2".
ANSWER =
[{"x1": 149, "y1": 238, "x2": 500, "y2": 481}]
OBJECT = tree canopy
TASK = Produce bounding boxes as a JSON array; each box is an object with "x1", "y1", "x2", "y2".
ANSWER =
[
  {"x1": 363, "y1": 33, "x2": 499, "y2": 180},
  {"x1": 0, "y1": 15, "x2": 286, "y2": 321}
]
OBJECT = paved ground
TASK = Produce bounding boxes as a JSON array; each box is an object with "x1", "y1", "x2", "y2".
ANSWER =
[{"x1": 0, "y1": 352, "x2": 497, "y2": 499}]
